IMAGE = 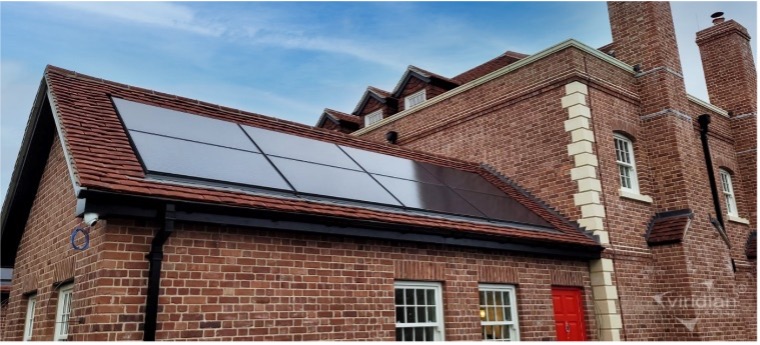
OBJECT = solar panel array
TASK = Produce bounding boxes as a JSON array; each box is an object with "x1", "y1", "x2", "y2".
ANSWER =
[{"x1": 113, "y1": 98, "x2": 552, "y2": 228}]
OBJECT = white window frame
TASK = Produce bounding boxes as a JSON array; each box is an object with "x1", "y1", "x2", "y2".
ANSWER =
[
  {"x1": 479, "y1": 284, "x2": 520, "y2": 341},
  {"x1": 364, "y1": 109, "x2": 383, "y2": 127},
  {"x1": 54, "y1": 283, "x2": 74, "y2": 341},
  {"x1": 613, "y1": 134, "x2": 639, "y2": 193},
  {"x1": 405, "y1": 89, "x2": 427, "y2": 109},
  {"x1": 23, "y1": 294, "x2": 37, "y2": 341},
  {"x1": 394, "y1": 281, "x2": 445, "y2": 341},
  {"x1": 719, "y1": 169, "x2": 738, "y2": 217}
]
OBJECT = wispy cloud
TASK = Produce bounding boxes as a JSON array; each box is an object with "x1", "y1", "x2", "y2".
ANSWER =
[{"x1": 52, "y1": 2, "x2": 226, "y2": 36}]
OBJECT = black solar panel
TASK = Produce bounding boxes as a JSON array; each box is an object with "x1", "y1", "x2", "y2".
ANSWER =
[
  {"x1": 454, "y1": 189, "x2": 552, "y2": 227},
  {"x1": 269, "y1": 157, "x2": 401, "y2": 206},
  {"x1": 114, "y1": 98, "x2": 258, "y2": 152},
  {"x1": 115, "y1": 97, "x2": 555, "y2": 230},
  {"x1": 129, "y1": 131, "x2": 291, "y2": 191},
  {"x1": 372, "y1": 175, "x2": 485, "y2": 217},
  {"x1": 419, "y1": 163, "x2": 506, "y2": 196},
  {"x1": 244, "y1": 126, "x2": 361, "y2": 170},
  {"x1": 340, "y1": 146, "x2": 442, "y2": 184}
]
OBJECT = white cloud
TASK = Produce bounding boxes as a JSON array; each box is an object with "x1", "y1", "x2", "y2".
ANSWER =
[{"x1": 52, "y1": 2, "x2": 226, "y2": 36}]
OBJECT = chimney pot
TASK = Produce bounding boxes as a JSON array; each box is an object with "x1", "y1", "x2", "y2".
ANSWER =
[{"x1": 711, "y1": 12, "x2": 725, "y2": 25}]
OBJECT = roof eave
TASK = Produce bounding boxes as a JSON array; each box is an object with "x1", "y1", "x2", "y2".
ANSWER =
[{"x1": 77, "y1": 188, "x2": 603, "y2": 259}]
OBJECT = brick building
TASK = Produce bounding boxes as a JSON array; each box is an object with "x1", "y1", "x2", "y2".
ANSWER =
[{"x1": 1, "y1": 1, "x2": 756, "y2": 342}]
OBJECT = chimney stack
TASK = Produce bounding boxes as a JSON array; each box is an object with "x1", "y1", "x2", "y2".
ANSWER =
[
  {"x1": 696, "y1": 13, "x2": 757, "y2": 226},
  {"x1": 696, "y1": 13, "x2": 756, "y2": 115}
]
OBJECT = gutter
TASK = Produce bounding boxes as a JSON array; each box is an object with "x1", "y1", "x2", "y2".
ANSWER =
[{"x1": 143, "y1": 204, "x2": 175, "y2": 341}]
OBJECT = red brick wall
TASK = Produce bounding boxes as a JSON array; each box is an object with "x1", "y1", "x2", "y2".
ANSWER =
[
  {"x1": 697, "y1": 20, "x2": 757, "y2": 116},
  {"x1": 354, "y1": 41, "x2": 755, "y2": 340},
  {"x1": 2, "y1": 135, "x2": 103, "y2": 341},
  {"x1": 95, "y1": 219, "x2": 597, "y2": 341}
]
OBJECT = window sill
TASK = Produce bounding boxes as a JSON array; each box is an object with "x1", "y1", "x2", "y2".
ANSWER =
[
  {"x1": 619, "y1": 189, "x2": 653, "y2": 203},
  {"x1": 727, "y1": 215, "x2": 750, "y2": 225}
]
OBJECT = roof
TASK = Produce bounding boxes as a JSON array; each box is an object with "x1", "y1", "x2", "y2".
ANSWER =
[
  {"x1": 453, "y1": 51, "x2": 528, "y2": 84},
  {"x1": 1, "y1": 65, "x2": 602, "y2": 266},
  {"x1": 316, "y1": 108, "x2": 362, "y2": 128},
  {"x1": 351, "y1": 86, "x2": 395, "y2": 115},
  {"x1": 390, "y1": 65, "x2": 460, "y2": 98},
  {"x1": 646, "y1": 209, "x2": 693, "y2": 245},
  {"x1": 366, "y1": 86, "x2": 391, "y2": 98}
]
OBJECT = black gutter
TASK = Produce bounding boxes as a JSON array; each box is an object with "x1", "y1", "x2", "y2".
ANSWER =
[
  {"x1": 143, "y1": 204, "x2": 175, "y2": 341},
  {"x1": 697, "y1": 114, "x2": 725, "y2": 229},
  {"x1": 76, "y1": 189, "x2": 602, "y2": 260}
]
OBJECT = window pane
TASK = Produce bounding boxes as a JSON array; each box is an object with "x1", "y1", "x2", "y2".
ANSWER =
[
  {"x1": 395, "y1": 284, "x2": 442, "y2": 341},
  {"x1": 480, "y1": 286, "x2": 518, "y2": 341},
  {"x1": 406, "y1": 306, "x2": 416, "y2": 323},
  {"x1": 416, "y1": 289, "x2": 426, "y2": 305},
  {"x1": 405, "y1": 289, "x2": 415, "y2": 305}
]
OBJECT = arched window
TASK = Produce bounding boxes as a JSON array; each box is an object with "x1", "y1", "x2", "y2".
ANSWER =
[
  {"x1": 613, "y1": 133, "x2": 639, "y2": 193},
  {"x1": 719, "y1": 169, "x2": 738, "y2": 216}
]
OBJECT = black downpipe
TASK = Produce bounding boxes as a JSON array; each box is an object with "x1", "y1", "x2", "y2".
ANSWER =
[
  {"x1": 697, "y1": 114, "x2": 725, "y2": 229},
  {"x1": 143, "y1": 204, "x2": 175, "y2": 341}
]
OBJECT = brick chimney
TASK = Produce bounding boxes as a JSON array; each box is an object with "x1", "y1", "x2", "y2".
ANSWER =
[
  {"x1": 607, "y1": 2, "x2": 689, "y2": 115},
  {"x1": 696, "y1": 13, "x2": 757, "y2": 228},
  {"x1": 696, "y1": 13, "x2": 757, "y2": 115},
  {"x1": 607, "y1": 2, "x2": 694, "y2": 212}
]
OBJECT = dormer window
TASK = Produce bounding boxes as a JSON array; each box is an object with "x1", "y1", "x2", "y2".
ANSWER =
[
  {"x1": 364, "y1": 110, "x2": 383, "y2": 126},
  {"x1": 405, "y1": 90, "x2": 426, "y2": 109}
]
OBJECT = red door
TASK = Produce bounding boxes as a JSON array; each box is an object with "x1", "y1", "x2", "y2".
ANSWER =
[{"x1": 551, "y1": 287, "x2": 587, "y2": 341}]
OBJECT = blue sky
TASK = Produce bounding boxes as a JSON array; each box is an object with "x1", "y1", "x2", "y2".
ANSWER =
[{"x1": 1, "y1": 1, "x2": 757, "y2": 201}]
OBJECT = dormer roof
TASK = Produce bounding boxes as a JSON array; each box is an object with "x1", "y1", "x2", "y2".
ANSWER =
[
  {"x1": 390, "y1": 65, "x2": 460, "y2": 98},
  {"x1": 352, "y1": 86, "x2": 395, "y2": 115}
]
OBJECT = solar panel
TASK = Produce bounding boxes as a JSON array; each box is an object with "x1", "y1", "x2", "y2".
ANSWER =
[
  {"x1": 243, "y1": 126, "x2": 361, "y2": 170},
  {"x1": 340, "y1": 145, "x2": 442, "y2": 184},
  {"x1": 419, "y1": 163, "x2": 506, "y2": 196},
  {"x1": 115, "y1": 98, "x2": 556, "y2": 230},
  {"x1": 372, "y1": 175, "x2": 485, "y2": 217},
  {"x1": 113, "y1": 98, "x2": 258, "y2": 152},
  {"x1": 455, "y1": 189, "x2": 552, "y2": 227},
  {"x1": 269, "y1": 157, "x2": 401, "y2": 206},
  {"x1": 129, "y1": 131, "x2": 292, "y2": 191}
]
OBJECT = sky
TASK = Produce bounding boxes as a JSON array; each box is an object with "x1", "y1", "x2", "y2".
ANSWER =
[{"x1": 0, "y1": 1, "x2": 757, "y2": 201}]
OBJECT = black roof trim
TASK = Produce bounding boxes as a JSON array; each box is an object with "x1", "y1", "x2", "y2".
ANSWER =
[
  {"x1": 1, "y1": 81, "x2": 57, "y2": 267},
  {"x1": 77, "y1": 189, "x2": 603, "y2": 260}
]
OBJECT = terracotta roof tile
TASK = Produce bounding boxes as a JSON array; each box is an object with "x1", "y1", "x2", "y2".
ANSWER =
[
  {"x1": 646, "y1": 209, "x2": 693, "y2": 245},
  {"x1": 407, "y1": 65, "x2": 459, "y2": 85},
  {"x1": 453, "y1": 51, "x2": 527, "y2": 84},
  {"x1": 366, "y1": 86, "x2": 391, "y2": 98},
  {"x1": 324, "y1": 108, "x2": 361, "y2": 124},
  {"x1": 43, "y1": 65, "x2": 600, "y2": 249}
]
